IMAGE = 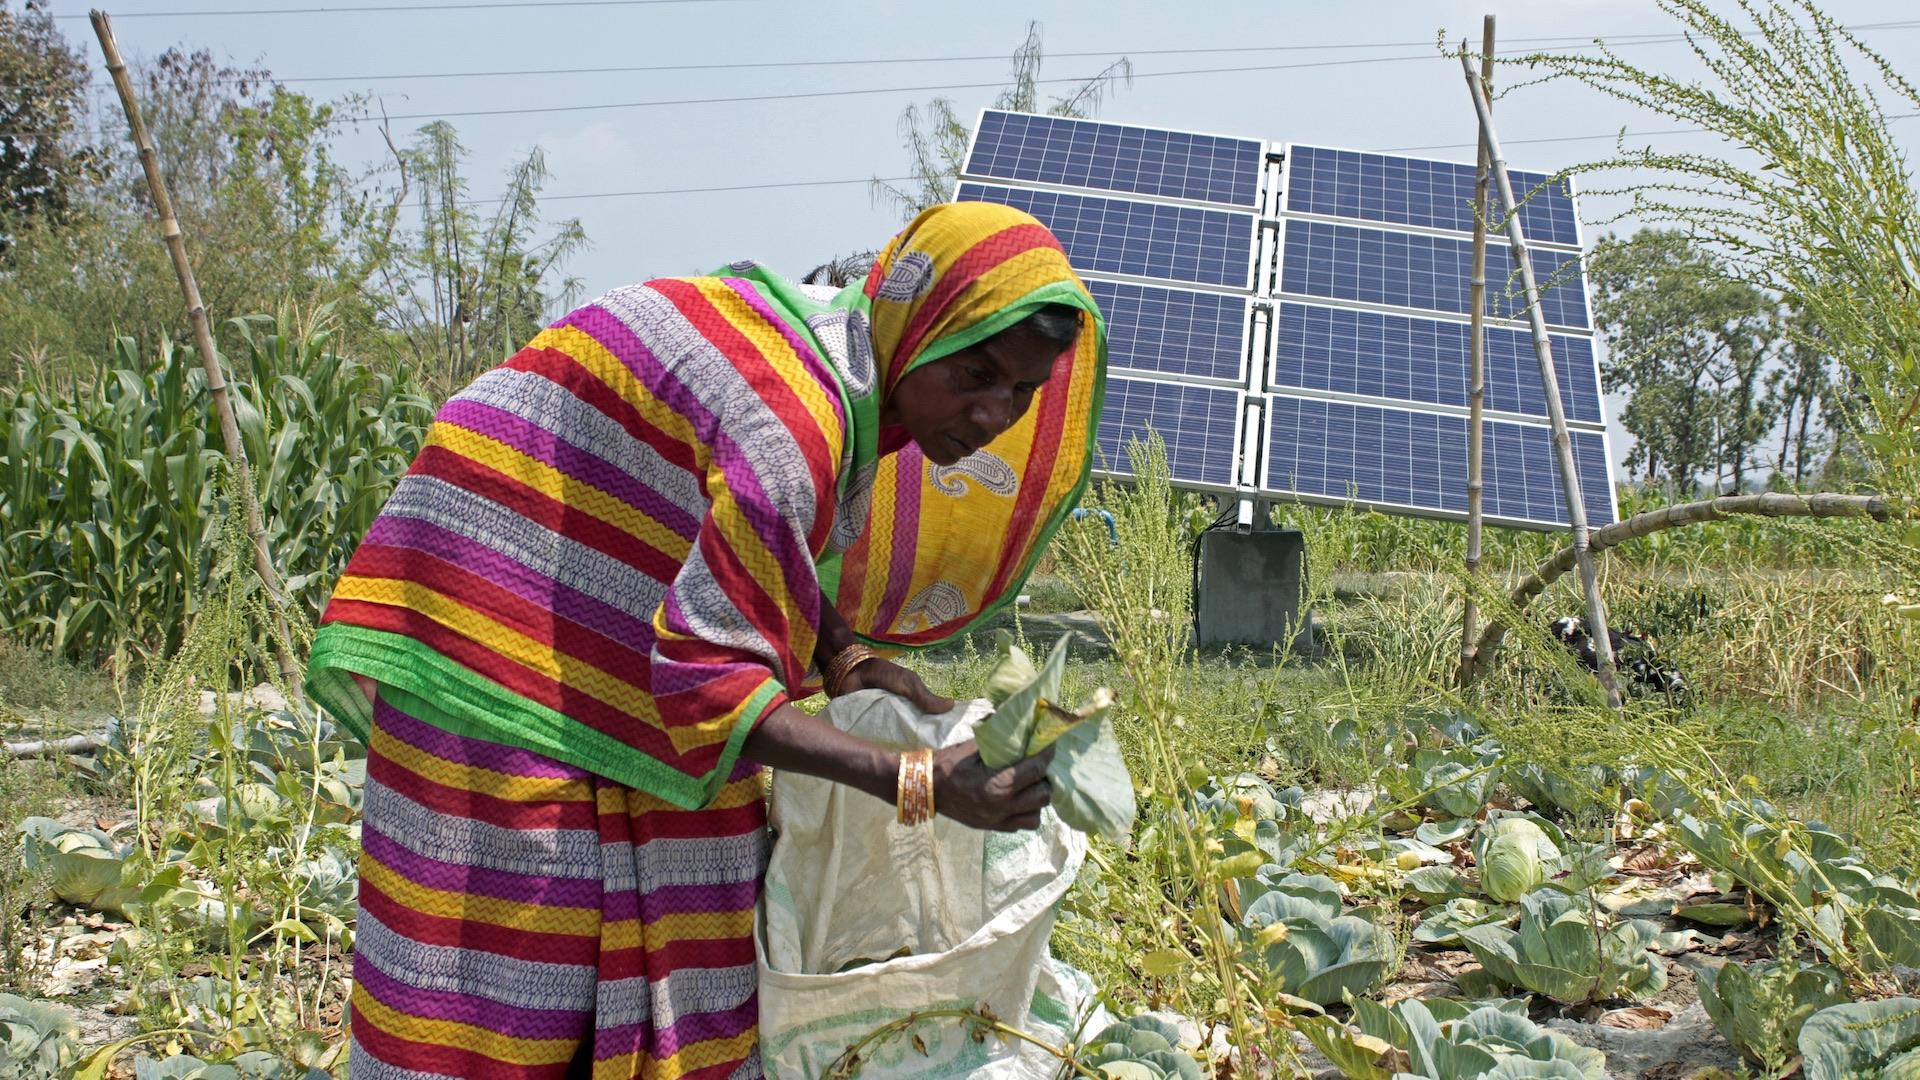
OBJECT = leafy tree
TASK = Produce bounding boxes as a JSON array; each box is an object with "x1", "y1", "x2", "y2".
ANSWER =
[
  {"x1": 0, "y1": 46, "x2": 366, "y2": 363},
  {"x1": 1767, "y1": 313, "x2": 1840, "y2": 485},
  {"x1": 1589, "y1": 229, "x2": 1780, "y2": 492},
  {"x1": 363, "y1": 120, "x2": 587, "y2": 393},
  {"x1": 0, "y1": 0, "x2": 94, "y2": 252}
]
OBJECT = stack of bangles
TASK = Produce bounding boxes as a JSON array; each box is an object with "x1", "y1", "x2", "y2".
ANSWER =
[
  {"x1": 897, "y1": 748, "x2": 935, "y2": 826},
  {"x1": 822, "y1": 643, "x2": 879, "y2": 699}
]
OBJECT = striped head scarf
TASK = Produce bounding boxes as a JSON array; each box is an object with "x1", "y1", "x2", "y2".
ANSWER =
[{"x1": 822, "y1": 201, "x2": 1108, "y2": 648}]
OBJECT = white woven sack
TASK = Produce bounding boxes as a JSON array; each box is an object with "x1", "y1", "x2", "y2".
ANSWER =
[{"x1": 757, "y1": 690, "x2": 1087, "y2": 1079}]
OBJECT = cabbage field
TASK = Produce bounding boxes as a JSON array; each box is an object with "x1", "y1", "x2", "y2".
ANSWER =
[
  {"x1": 5, "y1": 0, "x2": 1920, "y2": 1075},
  {"x1": 4, "y1": 433, "x2": 1917, "y2": 1078}
]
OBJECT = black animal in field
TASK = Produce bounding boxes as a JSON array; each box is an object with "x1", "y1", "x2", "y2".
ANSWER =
[{"x1": 1549, "y1": 615, "x2": 1689, "y2": 698}]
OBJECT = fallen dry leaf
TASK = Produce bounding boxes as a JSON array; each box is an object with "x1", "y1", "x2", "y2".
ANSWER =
[{"x1": 1598, "y1": 1005, "x2": 1674, "y2": 1030}]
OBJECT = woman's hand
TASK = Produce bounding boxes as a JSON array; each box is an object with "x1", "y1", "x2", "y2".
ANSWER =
[
  {"x1": 931, "y1": 740, "x2": 1053, "y2": 832},
  {"x1": 839, "y1": 657, "x2": 956, "y2": 714}
]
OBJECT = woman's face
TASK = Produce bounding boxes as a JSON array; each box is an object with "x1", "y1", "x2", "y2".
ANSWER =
[{"x1": 883, "y1": 320, "x2": 1071, "y2": 466}]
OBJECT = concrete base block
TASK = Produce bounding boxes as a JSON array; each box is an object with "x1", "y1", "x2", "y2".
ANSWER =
[{"x1": 1195, "y1": 528, "x2": 1309, "y2": 651}]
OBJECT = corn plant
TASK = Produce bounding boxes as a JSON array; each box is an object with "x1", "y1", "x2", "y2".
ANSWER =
[{"x1": 0, "y1": 312, "x2": 430, "y2": 666}]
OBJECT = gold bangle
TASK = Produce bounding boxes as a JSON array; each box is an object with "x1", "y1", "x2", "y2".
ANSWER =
[
  {"x1": 824, "y1": 643, "x2": 879, "y2": 698},
  {"x1": 897, "y1": 748, "x2": 934, "y2": 826}
]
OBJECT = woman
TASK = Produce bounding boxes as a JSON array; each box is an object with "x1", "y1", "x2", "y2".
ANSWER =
[{"x1": 305, "y1": 201, "x2": 1107, "y2": 1080}]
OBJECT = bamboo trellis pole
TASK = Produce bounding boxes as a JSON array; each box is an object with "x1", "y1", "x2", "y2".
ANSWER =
[
  {"x1": 1459, "y1": 17, "x2": 1496, "y2": 689},
  {"x1": 1464, "y1": 492, "x2": 1893, "y2": 678},
  {"x1": 91, "y1": 11, "x2": 305, "y2": 704},
  {"x1": 1460, "y1": 49, "x2": 1622, "y2": 709}
]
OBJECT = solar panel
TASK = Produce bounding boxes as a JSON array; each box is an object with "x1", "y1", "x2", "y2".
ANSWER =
[
  {"x1": 950, "y1": 112, "x2": 1618, "y2": 533},
  {"x1": 956, "y1": 182, "x2": 1256, "y2": 291},
  {"x1": 1286, "y1": 145, "x2": 1579, "y2": 247},
  {"x1": 1280, "y1": 219, "x2": 1590, "y2": 328},
  {"x1": 1262, "y1": 395, "x2": 1616, "y2": 527},
  {"x1": 1097, "y1": 378, "x2": 1241, "y2": 489},
  {"x1": 1270, "y1": 302, "x2": 1604, "y2": 424},
  {"x1": 1087, "y1": 279, "x2": 1248, "y2": 384},
  {"x1": 966, "y1": 109, "x2": 1264, "y2": 209}
]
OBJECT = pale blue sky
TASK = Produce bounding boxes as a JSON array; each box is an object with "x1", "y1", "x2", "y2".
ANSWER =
[{"x1": 41, "y1": 0, "x2": 1920, "y2": 468}]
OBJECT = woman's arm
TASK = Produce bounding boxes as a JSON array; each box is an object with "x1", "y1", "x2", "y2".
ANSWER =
[{"x1": 743, "y1": 704, "x2": 1051, "y2": 832}]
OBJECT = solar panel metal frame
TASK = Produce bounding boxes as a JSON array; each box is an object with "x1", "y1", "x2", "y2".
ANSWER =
[
  {"x1": 956, "y1": 111, "x2": 1271, "y2": 500},
  {"x1": 1259, "y1": 139, "x2": 1617, "y2": 527},
  {"x1": 946, "y1": 113, "x2": 1620, "y2": 530}
]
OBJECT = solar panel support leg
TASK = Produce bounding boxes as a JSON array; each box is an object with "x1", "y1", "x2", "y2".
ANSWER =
[{"x1": 1462, "y1": 49, "x2": 1624, "y2": 709}]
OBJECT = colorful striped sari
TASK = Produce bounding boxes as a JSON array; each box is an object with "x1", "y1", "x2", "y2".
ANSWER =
[{"x1": 307, "y1": 203, "x2": 1106, "y2": 1078}]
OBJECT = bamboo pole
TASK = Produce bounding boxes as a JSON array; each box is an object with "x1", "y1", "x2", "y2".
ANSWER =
[
  {"x1": 1465, "y1": 492, "x2": 1892, "y2": 680},
  {"x1": 1461, "y1": 50, "x2": 1622, "y2": 708},
  {"x1": 4, "y1": 733, "x2": 108, "y2": 759},
  {"x1": 91, "y1": 11, "x2": 305, "y2": 704},
  {"x1": 1458, "y1": 16, "x2": 1496, "y2": 689}
]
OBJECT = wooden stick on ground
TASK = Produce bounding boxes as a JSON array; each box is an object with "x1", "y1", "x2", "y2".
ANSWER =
[
  {"x1": 1463, "y1": 492, "x2": 1895, "y2": 681},
  {"x1": 4, "y1": 733, "x2": 108, "y2": 759},
  {"x1": 90, "y1": 11, "x2": 305, "y2": 703}
]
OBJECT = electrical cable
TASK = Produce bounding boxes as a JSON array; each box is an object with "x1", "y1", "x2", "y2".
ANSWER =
[{"x1": 1188, "y1": 501, "x2": 1238, "y2": 650}]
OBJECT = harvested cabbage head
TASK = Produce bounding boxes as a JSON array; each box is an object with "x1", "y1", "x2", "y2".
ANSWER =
[
  {"x1": 983, "y1": 629, "x2": 1039, "y2": 707},
  {"x1": 973, "y1": 633, "x2": 1135, "y2": 845}
]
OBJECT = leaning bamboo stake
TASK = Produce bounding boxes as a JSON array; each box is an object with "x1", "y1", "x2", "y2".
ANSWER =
[
  {"x1": 91, "y1": 11, "x2": 305, "y2": 704},
  {"x1": 1464, "y1": 492, "x2": 1894, "y2": 681},
  {"x1": 1461, "y1": 50, "x2": 1623, "y2": 709},
  {"x1": 1459, "y1": 17, "x2": 1496, "y2": 689}
]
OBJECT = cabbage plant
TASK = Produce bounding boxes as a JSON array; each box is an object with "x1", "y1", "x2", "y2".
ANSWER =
[
  {"x1": 16, "y1": 816, "x2": 140, "y2": 915},
  {"x1": 1458, "y1": 891, "x2": 1668, "y2": 1004},
  {"x1": 1302, "y1": 997, "x2": 1607, "y2": 1080},
  {"x1": 1695, "y1": 959, "x2": 1848, "y2": 1069},
  {"x1": 0, "y1": 993, "x2": 81, "y2": 1080},
  {"x1": 1239, "y1": 877, "x2": 1396, "y2": 1006},
  {"x1": 1078, "y1": 1015, "x2": 1204, "y2": 1080},
  {"x1": 1413, "y1": 898, "x2": 1515, "y2": 948},
  {"x1": 1473, "y1": 817, "x2": 1559, "y2": 903},
  {"x1": 1797, "y1": 997, "x2": 1920, "y2": 1080},
  {"x1": 1505, "y1": 763, "x2": 1614, "y2": 817}
]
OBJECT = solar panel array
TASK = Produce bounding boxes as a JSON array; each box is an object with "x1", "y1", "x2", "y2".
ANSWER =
[{"x1": 957, "y1": 109, "x2": 1616, "y2": 529}]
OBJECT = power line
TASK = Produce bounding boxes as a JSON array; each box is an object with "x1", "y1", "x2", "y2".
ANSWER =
[
  {"x1": 427, "y1": 112, "x2": 1920, "y2": 208},
  {"x1": 1381, "y1": 110, "x2": 1920, "y2": 153},
  {"x1": 10, "y1": 19, "x2": 1916, "y2": 120},
  {"x1": 27, "y1": 21, "x2": 1920, "y2": 89},
  {"x1": 0, "y1": 32, "x2": 1762, "y2": 88},
  {"x1": 0, "y1": 52, "x2": 1524, "y2": 136},
  {"x1": 53, "y1": 0, "x2": 747, "y2": 18}
]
